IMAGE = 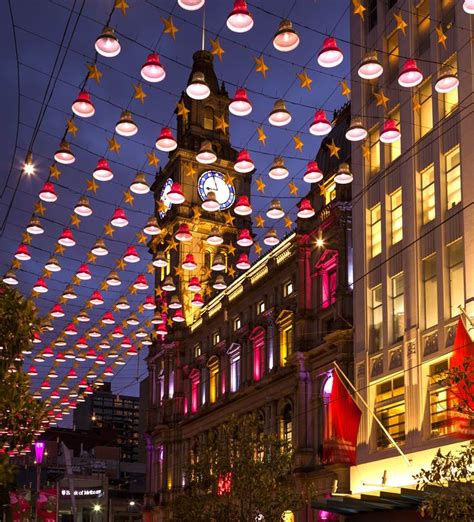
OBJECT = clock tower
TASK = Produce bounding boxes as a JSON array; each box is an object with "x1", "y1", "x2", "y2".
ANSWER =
[{"x1": 152, "y1": 50, "x2": 253, "y2": 324}]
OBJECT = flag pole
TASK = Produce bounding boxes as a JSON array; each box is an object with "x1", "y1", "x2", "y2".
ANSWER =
[
  {"x1": 333, "y1": 362, "x2": 411, "y2": 467},
  {"x1": 458, "y1": 305, "x2": 474, "y2": 329}
]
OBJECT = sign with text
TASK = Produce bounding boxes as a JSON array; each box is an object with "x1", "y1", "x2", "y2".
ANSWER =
[{"x1": 60, "y1": 488, "x2": 103, "y2": 499}]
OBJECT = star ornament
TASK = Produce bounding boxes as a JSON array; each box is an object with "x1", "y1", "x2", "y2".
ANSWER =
[
  {"x1": 224, "y1": 212, "x2": 235, "y2": 226},
  {"x1": 108, "y1": 137, "x2": 121, "y2": 153},
  {"x1": 255, "y1": 56, "x2": 269, "y2": 78},
  {"x1": 162, "y1": 16, "x2": 179, "y2": 40},
  {"x1": 184, "y1": 163, "x2": 197, "y2": 179},
  {"x1": 326, "y1": 139, "x2": 341, "y2": 158},
  {"x1": 374, "y1": 89, "x2": 389, "y2": 109},
  {"x1": 86, "y1": 178, "x2": 99, "y2": 193},
  {"x1": 34, "y1": 201, "x2": 46, "y2": 215},
  {"x1": 297, "y1": 69, "x2": 313, "y2": 90},
  {"x1": 255, "y1": 214, "x2": 265, "y2": 228},
  {"x1": 70, "y1": 214, "x2": 81, "y2": 228},
  {"x1": 284, "y1": 215, "x2": 293, "y2": 229},
  {"x1": 124, "y1": 190, "x2": 135, "y2": 206},
  {"x1": 136, "y1": 232, "x2": 147, "y2": 245},
  {"x1": 176, "y1": 100, "x2": 190, "y2": 118},
  {"x1": 87, "y1": 63, "x2": 102, "y2": 84},
  {"x1": 394, "y1": 12, "x2": 407, "y2": 36},
  {"x1": 340, "y1": 80, "x2": 351, "y2": 99},
  {"x1": 210, "y1": 38, "x2": 225, "y2": 61},
  {"x1": 49, "y1": 163, "x2": 61, "y2": 179},
  {"x1": 293, "y1": 135, "x2": 304, "y2": 153},
  {"x1": 115, "y1": 0, "x2": 129, "y2": 15},
  {"x1": 133, "y1": 83, "x2": 147, "y2": 104},
  {"x1": 256, "y1": 177, "x2": 266, "y2": 193},
  {"x1": 227, "y1": 242, "x2": 236, "y2": 256},
  {"x1": 215, "y1": 114, "x2": 229, "y2": 134},
  {"x1": 104, "y1": 223, "x2": 114, "y2": 237},
  {"x1": 436, "y1": 25, "x2": 447, "y2": 48},
  {"x1": 257, "y1": 127, "x2": 267, "y2": 146},
  {"x1": 254, "y1": 243, "x2": 262, "y2": 256},
  {"x1": 66, "y1": 119, "x2": 78, "y2": 137},
  {"x1": 147, "y1": 151, "x2": 160, "y2": 168},
  {"x1": 288, "y1": 181, "x2": 299, "y2": 196},
  {"x1": 352, "y1": 0, "x2": 366, "y2": 20}
]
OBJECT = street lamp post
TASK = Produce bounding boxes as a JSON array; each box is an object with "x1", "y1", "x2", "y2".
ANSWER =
[{"x1": 33, "y1": 442, "x2": 46, "y2": 522}]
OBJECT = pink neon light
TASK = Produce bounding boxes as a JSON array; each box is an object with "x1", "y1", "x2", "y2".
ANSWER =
[
  {"x1": 253, "y1": 333, "x2": 265, "y2": 381},
  {"x1": 191, "y1": 375, "x2": 200, "y2": 413}
]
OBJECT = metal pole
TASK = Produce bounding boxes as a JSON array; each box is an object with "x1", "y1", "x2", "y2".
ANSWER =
[{"x1": 35, "y1": 463, "x2": 41, "y2": 522}]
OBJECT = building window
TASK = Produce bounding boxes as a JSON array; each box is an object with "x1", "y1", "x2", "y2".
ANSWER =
[
  {"x1": 386, "y1": 108, "x2": 401, "y2": 163},
  {"x1": 232, "y1": 315, "x2": 241, "y2": 331},
  {"x1": 390, "y1": 188, "x2": 403, "y2": 244},
  {"x1": 416, "y1": 0, "x2": 430, "y2": 55},
  {"x1": 193, "y1": 343, "x2": 201, "y2": 359},
  {"x1": 277, "y1": 311, "x2": 294, "y2": 367},
  {"x1": 370, "y1": 284, "x2": 383, "y2": 352},
  {"x1": 208, "y1": 357, "x2": 219, "y2": 404},
  {"x1": 190, "y1": 370, "x2": 200, "y2": 413},
  {"x1": 169, "y1": 369, "x2": 174, "y2": 399},
  {"x1": 369, "y1": 203, "x2": 382, "y2": 257},
  {"x1": 257, "y1": 300, "x2": 266, "y2": 315},
  {"x1": 204, "y1": 250, "x2": 212, "y2": 269},
  {"x1": 416, "y1": 79, "x2": 433, "y2": 139},
  {"x1": 421, "y1": 164, "x2": 435, "y2": 224},
  {"x1": 423, "y1": 255, "x2": 438, "y2": 329},
  {"x1": 375, "y1": 376, "x2": 405, "y2": 449},
  {"x1": 445, "y1": 145, "x2": 461, "y2": 209},
  {"x1": 367, "y1": 0, "x2": 377, "y2": 31},
  {"x1": 283, "y1": 280, "x2": 294, "y2": 297},
  {"x1": 391, "y1": 273, "x2": 405, "y2": 343},
  {"x1": 227, "y1": 344, "x2": 241, "y2": 393},
  {"x1": 441, "y1": 0, "x2": 455, "y2": 26},
  {"x1": 368, "y1": 127, "x2": 380, "y2": 177},
  {"x1": 322, "y1": 181, "x2": 336, "y2": 206},
  {"x1": 280, "y1": 404, "x2": 293, "y2": 446},
  {"x1": 429, "y1": 360, "x2": 453, "y2": 436},
  {"x1": 212, "y1": 331, "x2": 220, "y2": 345},
  {"x1": 448, "y1": 240, "x2": 465, "y2": 318},
  {"x1": 386, "y1": 30, "x2": 399, "y2": 84},
  {"x1": 250, "y1": 327, "x2": 265, "y2": 382},
  {"x1": 160, "y1": 252, "x2": 171, "y2": 280},
  {"x1": 440, "y1": 58, "x2": 458, "y2": 118},
  {"x1": 203, "y1": 106, "x2": 214, "y2": 130},
  {"x1": 318, "y1": 252, "x2": 338, "y2": 308}
]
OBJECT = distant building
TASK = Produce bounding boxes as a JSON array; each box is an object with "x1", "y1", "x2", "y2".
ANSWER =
[{"x1": 74, "y1": 382, "x2": 140, "y2": 463}]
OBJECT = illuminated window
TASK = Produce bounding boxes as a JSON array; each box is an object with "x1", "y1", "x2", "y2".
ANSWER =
[
  {"x1": 257, "y1": 300, "x2": 266, "y2": 315},
  {"x1": 283, "y1": 280, "x2": 294, "y2": 297},
  {"x1": 390, "y1": 188, "x2": 403, "y2": 244},
  {"x1": 322, "y1": 181, "x2": 336, "y2": 206},
  {"x1": 319, "y1": 252, "x2": 338, "y2": 308},
  {"x1": 368, "y1": 128, "x2": 380, "y2": 177},
  {"x1": 445, "y1": 145, "x2": 461, "y2": 209},
  {"x1": 370, "y1": 284, "x2": 383, "y2": 352},
  {"x1": 277, "y1": 312, "x2": 294, "y2": 367},
  {"x1": 232, "y1": 315, "x2": 241, "y2": 331},
  {"x1": 227, "y1": 344, "x2": 241, "y2": 392},
  {"x1": 169, "y1": 369, "x2": 174, "y2": 399},
  {"x1": 204, "y1": 250, "x2": 212, "y2": 269},
  {"x1": 429, "y1": 360, "x2": 453, "y2": 436},
  {"x1": 280, "y1": 404, "x2": 293, "y2": 446},
  {"x1": 386, "y1": 108, "x2": 401, "y2": 163},
  {"x1": 423, "y1": 255, "x2": 438, "y2": 329},
  {"x1": 375, "y1": 376, "x2": 405, "y2": 449},
  {"x1": 416, "y1": 0, "x2": 430, "y2": 55},
  {"x1": 193, "y1": 343, "x2": 201, "y2": 359},
  {"x1": 190, "y1": 370, "x2": 200, "y2": 413},
  {"x1": 250, "y1": 327, "x2": 265, "y2": 382},
  {"x1": 387, "y1": 30, "x2": 399, "y2": 84},
  {"x1": 369, "y1": 203, "x2": 382, "y2": 257},
  {"x1": 160, "y1": 252, "x2": 171, "y2": 280},
  {"x1": 448, "y1": 240, "x2": 465, "y2": 318},
  {"x1": 416, "y1": 79, "x2": 433, "y2": 138},
  {"x1": 441, "y1": 0, "x2": 455, "y2": 26},
  {"x1": 391, "y1": 273, "x2": 405, "y2": 343},
  {"x1": 440, "y1": 59, "x2": 459, "y2": 118},
  {"x1": 203, "y1": 106, "x2": 214, "y2": 130},
  {"x1": 421, "y1": 165, "x2": 435, "y2": 224},
  {"x1": 212, "y1": 331, "x2": 220, "y2": 345},
  {"x1": 208, "y1": 357, "x2": 219, "y2": 404}
]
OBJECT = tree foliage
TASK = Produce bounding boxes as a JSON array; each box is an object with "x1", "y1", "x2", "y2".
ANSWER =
[{"x1": 170, "y1": 414, "x2": 302, "y2": 522}]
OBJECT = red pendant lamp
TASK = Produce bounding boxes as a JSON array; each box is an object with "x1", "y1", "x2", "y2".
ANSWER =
[
  {"x1": 309, "y1": 110, "x2": 332, "y2": 136},
  {"x1": 379, "y1": 119, "x2": 401, "y2": 143},
  {"x1": 317, "y1": 37, "x2": 343, "y2": 68},
  {"x1": 76, "y1": 264, "x2": 91, "y2": 280},
  {"x1": 237, "y1": 228, "x2": 253, "y2": 247},
  {"x1": 188, "y1": 277, "x2": 202, "y2": 292},
  {"x1": 111, "y1": 208, "x2": 128, "y2": 227},
  {"x1": 141, "y1": 53, "x2": 166, "y2": 83},
  {"x1": 297, "y1": 199, "x2": 315, "y2": 219},
  {"x1": 234, "y1": 149, "x2": 255, "y2": 173},
  {"x1": 175, "y1": 223, "x2": 192, "y2": 242},
  {"x1": 102, "y1": 311, "x2": 115, "y2": 325},
  {"x1": 398, "y1": 59, "x2": 423, "y2": 88},
  {"x1": 123, "y1": 246, "x2": 140, "y2": 263},
  {"x1": 33, "y1": 277, "x2": 48, "y2": 293},
  {"x1": 183, "y1": 254, "x2": 198, "y2": 270},
  {"x1": 71, "y1": 91, "x2": 95, "y2": 118},
  {"x1": 133, "y1": 274, "x2": 149, "y2": 290},
  {"x1": 178, "y1": 0, "x2": 205, "y2": 10},
  {"x1": 39, "y1": 182, "x2": 58, "y2": 203},
  {"x1": 15, "y1": 244, "x2": 31, "y2": 261},
  {"x1": 167, "y1": 182, "x2": 185, "y2": 204},
  {"x1": 50, "y1": 304, "x2": 65, "y2": 318},
  {"x1": 58, "y1": 228, "x2": 76, "y2": 247},
  {"x1": 234, "y1": 195, "x2": 252, "y2": 215},
  {"x1": 236, "y1": 253, "x2": 251, "y2": 270},
  {"x1": 143, "y1": 296, "x2": 157, "y2": 310},
  {"x1": 155, "y1": 127, "x2": 177, "y2": 152},
  {"x1": 303, "y1": 161, "x2": 324, "y2": 183},
  {"x1": 90, "y1": 290, "x2": 104, "y2": 306},
  {"x1": 227, "y1": 0, "x2": 254, "y2": 33},
  {"x1": 229, "y1": 88, "x2": 252, "y2": 116}
]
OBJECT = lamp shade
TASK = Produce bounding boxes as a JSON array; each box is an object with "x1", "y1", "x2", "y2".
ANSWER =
[
  {"x1": 27, "y1": 217, "x2": 44, "y2": 235},
  {"x1": 379, "y1": 119, "x2": 401, "y2": 143},
  {"x1": 297, "y1": 199, "x2": 315, "y2": 219},
  {"x1": 345, "y1": 117, "x2": 367, "y2": 141},
  {"x1": 268, "y1": 157, "x2": 289, "y2": 180},
  {"x1": 191, "y1": 293, "x2": 204, "y2": 307},
  {"x1": 33, "y1": 277, "x2": 48, "y2": 293},
  {"x1": 273, "y1": 19, "x2": 300, "y2": 52},
  {"x1": 102, "y1": 311, "x2": 115, "y2": 325},
  {"x1": 398, "y1": 59, "x2": 423, "y2": 88},
  {"x1": 178, "y1": 0, "x2": 205, "y2": 10},
  {"x1": 93, "y1": 159, "x2": 114, "y2": 181},
  {"x1": 227, "y1": 0, "x2": 254, "y2": 33},
  {"x1": 268, "y1": 99, "x2": 291, "y2": 126},
  {"x1": 90, "y1": 291, "x2": 104, "y2": 305},
  {"x1": 162, "y1": 276, "x2": 176, "y2": 292},
  {"x1": 39, "y1": 182, "x2": 58, "y2": 202},
  {"x1": 91, "y1": 239, "x2": 108, "y2": 256},
  {"x1": 58, "y1": 228, "x2": 76, "y2": 247},
  {"x1": 464, "y1": 0, "x2": 474, "y2": 13},
  {"x1": 175, "y1": 223, "x2": 192, "y2": 242},
  {"x1": 309, "y1": 110, "x2": 332, "y2": 136},
  {"x1": 202, "y1": 191, "x2": 220, "y2": 212},
  {"x1": 237, "y1": 228, "x2": 253, "y2": 247},
  {"x1": 435, "y1": 66, "x2": 459, "y2": 93},
  {"x1": 71, "y1": 91, "x2": 95, "y2": 118},
  {"x1": 130, "y1": 173, "x2": 150, "y2": 194},
  {"x1": 95, "y1": 27, "x2": 121, "y2": 57},
  {"x1": 266, "y1": 199, "x2": 285, "y2": 219},
  {"x1": 213, "y1": 274, "x2": 227, "y2": 290},
  {"x1": 54, "y1": 140, "x2": 75, "y2": 164},
  {"x1": 3, "y1": 271, "x2": 18, "y2": 285},
  {"x1": 144, "y1": 216, "x2": 161, "y2": 235},
  {"x1": 229, "y1": 88, "x2": 252, "y2": 116},
  {"x1": 76, "y1": 337, "x2": 88, "y2": 349},
  {"x1": 64, "y1": 323, "x2": 77, "y2": 336},
  {"x1": 115, "y1": 111, "x2": 138, "y2": 137},
  {"x1": 317, "y1": 37, "x2": 343, "y2": 68},
  {"x1": 169, "y1": 296, "x2": 182, "y2": 309},
  {"x1": 334, "y1": 162, "x2": 353, "y2": 184},
  {"x1": 155, "y1": 127, "x2": 177, "y2": 151},
  {"x1": 186, "y1": 72, "x2": 210, "y2": 100},
  {"x1": 188, "y1": 277, "x2": 202, "y2": 292},
  {"x1": 45, "y1": 256, "x2": 60, "y2": 272},
  {"x1": 76, "y1": 264, "x2": 91, "y2": 280},
  {"x1": 133, "y1": 274, "x2": 149, "y2": 290},
  {"x1": 234, "y1": 195, "x2": 252, "y2": 215},
  {"x1": 141, "y1": 53, "x2": 166, "y2": 82},
  {"x1": 62, "y1": 286, "x2": 77, "y2": 300},
  {"x1": 236, "y1": 253, "x2": 251, "y2": 270},
  {"x1": 264, "y1": 228, "x2": 279, "y2": 246},
  {"x1": 143, "y1": 296, "x2": 157, "y2": 310},
  {"x1": 234, "y1": 149, "x2": 254, "y2": 173},
  {"x1": 112, "y1": 326, "x2": 124, "y2": 338},
  {"x1": 124, "y1": 246, "x2": 140, "y2": 263},
  {"x1": 111, "y1": 208, "x2": 128, "y2": 227},
  {"x1": 303, "y1": 161, "x2": 324, "y2": 183},
  {"x1": 74, "y1": 196, "x2": 92, "y2": 216},
  {"x1": 152, "y1": 251, "x2": 168, "y2": 267},
  {"x1": 50, "y1": 304, "x2": 64, "y2": 317},
  {"x1": 207, "y1": 227, "x2": 223, "y2": 245},
  {"x1": 196, "y1": 140, "x2": 217, "y2": 164},
  {"x1": 167, "y1": 182, "x2": 185, "y2": 204},
  {"x1": 172, "y1": 309, "x2": 185, "y2": 322},
  {"x1": 116, "y1": 297, "x2": 130, "y2": 310},
  {"x1": 211, "y1": 254, "x2": 226, "y2": 271},
  {"x1": 358, "y1": 51, "x2": 383, "y2": 80}
]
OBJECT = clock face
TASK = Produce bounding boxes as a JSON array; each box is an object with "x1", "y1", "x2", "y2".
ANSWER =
[
  {"x1": 159, "y1": 178, "x2": 174, "y2": 218},
  {"x1": 198, "y1": 170, "x2": 235, "y2": 210}
]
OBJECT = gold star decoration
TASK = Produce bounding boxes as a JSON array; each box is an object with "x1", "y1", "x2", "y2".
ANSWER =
[
  {"x1": 284, "y1": 215, "x2": 294, "y2": 229},
  {"x1": 124, "y1": 190, "x2": 135, "y2": 206},
  {"x1": 115, "y1": 258, "x2": 126, "y2": 271},
  {"x1": 293, "y1": 135, "x2": 304, "y2": 153},
  {"x1": 254, "y1": 55, "x2": 269, "y2": 78},
  {"x1": 100, "y1": 281, "x2": 109, "y2": 292},
  {"x1": 255, "y1": 177, "x2": 266, "y2": 193},
  {"x1": 42, "y1": 269, "x2": 51, "y2": 279},
  {"x1": 374, "y1": 89, "x2": 389, "y2": 108},
  {"x1": 87, "y1": 63, "x2": 102, "y2": 84},
  {"x1": 157, "y1": 200, "x2": 167, "y2": 215},
  {"x1": 297, "y1": 69, "x2": 313, "y2": 90},
  {"x1": 225, "y1": 172, "x2": 235, "y2": 186},
  {"x1": 361, "y1": 142, "x2": 370, "y2": 159},
  {"x1": 204, "y1": 285, "x2": 212, "y2": 297},
  {"x1": 54, "y1": 243, "x2": 65, "y2": 256},
  {"x1": 201, "y1": 267, "x2": 211, "y2": 280},
  {"x1": 138, "y1": 304, "x2": 145, "y2": 314},
  {"x1": 176, "y1": 100, "x2": 190, "y2": 118},
  {"x1": 228, "y1": 266, "x2": 236, "y2": 278},
  {"x1": 257, "y1": 127, "x2": 267, "y2": 146},
  {"x1": 192, "y1": 206, "x2": 202, "y2": 220},
  {"x1": 147, "y1": 263, "x2": 155, "y2": 275},
  {"x1": 108, "y1": 137, "x2": 121, "y2": 153},
  {"x1": 155, "y1": 286, "x2": 163, "y2": 297},
  {"x1": 70, "y1": 214, "x2": 81, "y2": 228},
  {"x1": 326, "y1": 139, "x2": 341, "y2": 158},
  {"x1": 34, "y1": 201, "x2": 46, "y2": 216},
  {"x1": 288, "y1": 181, "x2": 299, "y2": 196},
  {"x1": 340, "y1": 80, "x2": 351, "y2": 99},
  {"x1": 214, "y1": 114, "x2": 229, "y2": 134},
  {"x1": 86, "y1": 178, "x2": 99, "y2": 193},
  {"x1": 136, "y1": 232, "x2": 147, "y2": 245},
  {"x1": 255, "y1": 214, "x2": 265, "y2": 228},
  {"x1": 254, "y1": 243, "x2": 262, "y2": 256},
  {"x1": 224, "y1": 212, "x2": 235, "y2": 226},
  {"x1": 210, "y1": 37, "x2": 225, "y2": 61},
  {"x1": 115, "y1": 0, "x2": 129, "y2": 15},
  {"x1": 147, "y1": 151, "x2": 160, "y2": 168},
  {"x1": 161, "y1": 16, "x2": 179, "y2": 40},
  {"x1": 352, "y1": 0, "x2": 366, "y2": 20},
  {"x1": 227, "y1": 242, "x2": 236, "y2": 256},
  {"x1": 66, "y1": 119, "x2": 78, "y2": 137},
  {"x1": 129, "y1": 285, "x2": 138, "y2": 295},
  {"x1": 161, "y1": 303, "x2": 169, "y2": 315},
  {"x1": 436, "y1": 25, "x2": 447, "y2": 49},
  {"x1": 22, "y1": 232, "x2": 32, "y2": 245},
  {"x1": 104, "y1": 223, "x2": 114, "y2": 237},
  {"x1": 72, "y1": 276, "x2": 82, "y2": 286},
  {"x1": 413, "y1": 96, "x2": 422, "y2": 112},
  {"x1": 49, "y1": 163, "x2": 61, "y2": 179},
  {"x1": 87, "y1": 252, "x2": 97, "y2": 264},
  {"x1": 184, "y1": 163, "x2": 197, "y2": 179},
  {"x1": 166, "y1": 316, "x2": 174, "y2": 327},
  {"x1": 167, "y1": 238, "x2": 178, "y2": 252},
  {"x1": 394, "y1": 12, "x2": 407, "y2": 36},
  {"x1": 12, "y1": 259, "x2": 21, "y2": 269},
  {"x1": 174, "y1": 266, "x2": 184, "y2": 277},
  {"x1": 133, "y1": 83, "x2": 147, "y2": 104}
]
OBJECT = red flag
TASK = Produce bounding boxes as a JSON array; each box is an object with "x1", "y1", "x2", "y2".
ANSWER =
[
  {"x1": 448, "y1": 317, "x2": 474, "y2": 438},
  {"x1": 9, "y1": 490, "x2": 31, "y2": 522},
  {"x1": 37, "y1": 488, "x2": 57, "y2": 522},
  {"x1": 322, "y1": 370, "x2": 361, "y2": 466}
]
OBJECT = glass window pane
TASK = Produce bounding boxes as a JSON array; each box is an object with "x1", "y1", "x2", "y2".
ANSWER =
[{"x1": 423, "y1": 255, "x2": 438, "y2": 328}]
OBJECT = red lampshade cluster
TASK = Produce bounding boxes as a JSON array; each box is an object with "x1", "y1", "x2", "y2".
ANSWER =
[{"x1": 141, "y1": 53, "x2": 166, "y2": 82}]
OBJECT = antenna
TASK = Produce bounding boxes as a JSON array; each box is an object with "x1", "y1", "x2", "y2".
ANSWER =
[{"x1": 201, "y1": 4, "x2": 206, "y2": 50}]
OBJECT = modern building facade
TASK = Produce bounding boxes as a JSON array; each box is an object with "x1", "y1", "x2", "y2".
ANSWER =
[
  {"x1": 145, "y1": 46, "x2": 356, "y2": 521},
  {"x1": 349, "y1": 0, "x2": 473, "y2": 496}
]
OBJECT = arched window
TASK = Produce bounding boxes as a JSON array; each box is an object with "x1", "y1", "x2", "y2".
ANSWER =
[
  {"x1": 190, "y1": 369, "x2": 200, "y2": 413},
  {"x1": 203, "y1": 106, "x2": 214, "y2": 130},
  {"x1": 204, "y1": 250, "x2": 212, "y2": 269},
  {"x1": 250, "y1": 327, "x2": 265, "y2": 382},
  {"x1": 316, "y1": 250, "x2": 339, "y2": 309},
  {"x1": 276, "y1": 310, "x2": 294, "y2": 367},
  {"x1": 280, "y1": 403, "x2": 293, "y2": 446},
  {"x1": 208, "y1": 356, "x2": 219, "y2": 404}
]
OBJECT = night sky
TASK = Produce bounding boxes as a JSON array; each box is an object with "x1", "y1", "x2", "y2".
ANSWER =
[{"x1": 0, "y1": 0, "x2": 349, "y2": 403}]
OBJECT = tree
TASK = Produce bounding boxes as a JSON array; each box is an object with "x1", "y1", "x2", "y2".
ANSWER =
[{"x1": 170, "y1": 414, "x2": 302, "y2": 521}]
